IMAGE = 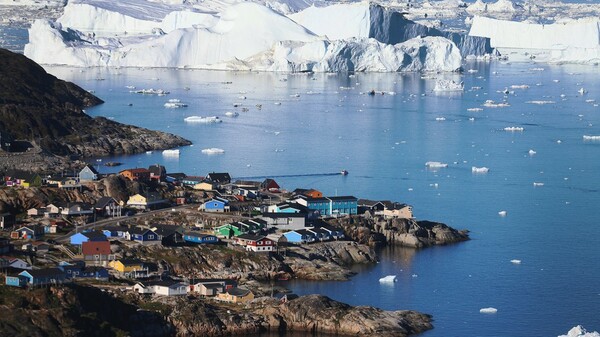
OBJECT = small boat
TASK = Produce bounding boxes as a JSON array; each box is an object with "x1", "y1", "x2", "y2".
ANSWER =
[{"x1": 341, "y1": 170, "x2": 348, "y2": 176}]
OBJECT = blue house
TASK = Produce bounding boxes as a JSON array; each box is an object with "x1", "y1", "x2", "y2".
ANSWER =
[
  {"x1": 19, "y1": 268, "x2": 67, "y2": 286},
  {"x1": 78, "y1": 165, "x2": 100, "y2": 181},
  {"x1": 101, "y1": 226, "x2": 129, "y2": 238},
  {"x1": 5, "y1": 275, "x2": 27, "y2": 287},
  {"x1": 183, "y1": 232, "x2": 219, "y2": 244},
  {"x1": 201, "y1": 197, "x2": 230, "y2": 213},
  {"x1": 283, "y1": 229, "x2": 316, "y2": 244},
  {"x1": 59, "y1": 262, "x2": 109, "y2": 280},
  {"x1": 128, "y1": 227, "x2": 159, "y2": 243},
  {"x1": 70, "y1": 231, "x2": 107, "y2": 245},
  {"x1": 307, "y1": 196, "x2": 358, "y2": 217}
]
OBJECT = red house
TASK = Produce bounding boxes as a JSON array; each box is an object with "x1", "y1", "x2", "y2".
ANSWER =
[
  {"x1": 260, "y1": 179, "x2": 280, "y2": 192},
  {"x1": 236, "y1": 234, "x2": 275, "y2": 252},
  {"x1": 82, "y1": 241, "x2": 112, "y2": 261}
]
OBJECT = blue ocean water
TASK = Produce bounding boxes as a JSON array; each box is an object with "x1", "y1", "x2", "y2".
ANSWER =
[{"x1": 43, "y1": 62, "x2": 600, "y2": 337}]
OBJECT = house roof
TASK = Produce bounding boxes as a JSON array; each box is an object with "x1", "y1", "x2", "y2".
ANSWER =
[
  {"x1": 357, "y1": 199, "x2": 384, "y2": 207},
  {"x1": 95, "y1": 197, "x2": 117, "y2": 209},
  {"x1": 81, "y1": 231, "x2": 107, "y2": 240},
  {"x1": 205, "y1": 172, "x2": 231, "y2": 183},
  {"x1": 226, "y1": 287, "x2": 251, "y2": 297},
  {"x1": 21, "y1": 268, "x2": 64, "y2": 278},
  {"x1": 153, "y1": 225, "x2": 184, "y2": 236},
  {"x1": 82, "y1": 240, "x2": 111, "y2": 255},
  {"x1": 148, "y1": 164, "x2": 166, "y2": 176},
  {"x1": 128, "y1": 227, "x2": 156, "y2": 236},
  {"x1": 120, "y1": 168, "x2": 150, "y2": 174},
  {"x1": 261, "y1": 212, "x2": 306, "y2": 218},
  {"x1": 184, "y1": 231, "x2": 215, "y2": 238},
  {"x1": 144, "y1": 280, "x2": 186, "y2": 288},
  {"x1": 236, "y1": 234, "x2": 266, "y2": 241},
  {"x1": 82, "y1": 165, "x2": 99, "y2": 175},
  {"x1": 119, "y1": 258, "x2": 143, "y2": 266},
  {"x1": 293, "y1": 229, "x2": 313, "y2": 236}
]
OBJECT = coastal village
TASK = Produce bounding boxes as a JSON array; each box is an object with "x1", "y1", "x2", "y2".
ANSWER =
[{"x1": 0, "y1": 163, "x2": 420, "y2": 303}]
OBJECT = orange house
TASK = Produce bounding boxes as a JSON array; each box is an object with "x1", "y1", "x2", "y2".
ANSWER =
[
  {"x1": 119, "y1": 168, "x2": 151, "y2": 182},
  {"x1": 305, "y1": 189, "x2": 323, "y2": 198}
]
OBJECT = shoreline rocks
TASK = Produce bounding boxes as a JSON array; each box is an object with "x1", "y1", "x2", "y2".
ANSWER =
[{"x1": 329, "y1": 215, "x2": 470, "y2": 248}]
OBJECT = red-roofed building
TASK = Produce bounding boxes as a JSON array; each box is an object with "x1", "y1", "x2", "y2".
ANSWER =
[
  {"x1": 82, "y1": 241, "x2": 112, "y2": 261},
  {"x1": 119, "y1": 168, "x2": 151, "y2": 182}
]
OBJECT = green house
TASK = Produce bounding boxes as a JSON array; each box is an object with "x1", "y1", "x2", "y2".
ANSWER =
[{"x1": 215, "y1": 223, "x2": 245, "y2": 238}]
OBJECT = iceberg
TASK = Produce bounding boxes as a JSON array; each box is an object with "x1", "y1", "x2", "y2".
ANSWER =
[
  {"x1": 426, "y1": 161, "x2": 448, "y2": 168},
  {"x1": 510, "y1": 259, "x2": 522, "y2": 264},
  {"x1": 224, "y1": 111, "x2": 239, "y2": 117},
  {"x1": 472, "y1": 166, "x2": 489, "y2": 173},
  {"x1": 504, "y1": 126, "x2": 524, "y2": 132},
  {"x1": 498, "y1": 210, "x2": 507, "y2": 216},
  {"x1": 23, "y1": 2, "x2": 464, "y2": 71},
  {"x1": 433, "y1": 79, "x2": 464, "y2": 92},
  {"x1": 201, "y1": 148, "x2": 225, "y2": 155},
  {"x1": 528, "y1": 149, "x2": 537, "y2": 155},
  {"x1": 379, "y1": 275, "x2": 397, "y2": 283},
  {"x1": 559, "y1": 325, "x2": 600, "y2": 337},
  {"x1": 132, "y1": 88, "x2": 170, "y2": 95},
  {"x1": 479, "y1": 307, "x2": 498, "y2": 314},
  {"x1": 164, "y1": 99, "x2": 187, "y2": 108},
  {"x1": 162, "y1": 149, "x2": 179, "y2": 156},
  {"x1": 583, "y1": 135, "x2": 600, "y2": 141},
  {"x1": 184, "y1": 116, "x2": 222, "y2": 124}
]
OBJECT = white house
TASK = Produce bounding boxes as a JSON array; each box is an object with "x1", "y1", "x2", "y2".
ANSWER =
[{"x1": 133, "y1": 280, "x2": 189, "y2": 296}]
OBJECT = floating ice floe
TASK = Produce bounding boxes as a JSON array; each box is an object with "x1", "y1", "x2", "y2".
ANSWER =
[
  {"x1": 578, "y1": 88, "x2": 587, "y2": 95},
  {"x1": 162, "y1": 149, "x2": 179, "y2": 156},
  {"x1": 526, "y1": 100, "x2": 555, "y2": 104},
  {"x1": 511, "y1": 259, "x2": 522, "y2": 264},
  {"x1": 510, "y1": 84, "x2": 530, "y2": 89},
  {"x1": 480, "y1": 307, "x2": 498, "y2": 314},
  {"x1": 435, "y1": 117, "x2": 446, "y2": 121},
  {"x1": 164, "y1": 99, "x2": 188, "y2": 108},
  {"x1": 498, "y1": 210, "x2": 507, "y2": 216},
  {"x1": 583, "y1": 135, "x2": 600, "y2": 141},
  {"x1": 132, "y1": 88, "x2": 170, "y2": 95},
  {"x1": 528, "y1": 149, "x2": 537, "y2": 155},
  {"x1": 184, "y1": 116, "x2": 222, "y2": 123},
  {"x1": 483, "y1": 100, "x2": 510, "y2": 108},
  {"x1": 145, "y1": 151, "x2": 152, "y2": 154},
  {"x1": 379, "y1": 275, "x2": 397, "y2": 283},
  {"x1": 224, "y1": 111, "x2": 239, "y2": 117},
  {"x1": 467, "y1": 108, "x2": 483, "y2": 112},
  {"x1": 504, "y1": 126, "x2": 524, "y2": 132},
  {"x1": 558, "y1": 325, "x2": 600, "y2": 337},
  {"x1": 201, "y1": 148, "x2": 225, "y2": 155},
  {"x1": 426, "y1": 161, "x2": 448, "y2": 168},
  {"x1": 533, "y1": 182, "x2": 544, "y2": 187},
  {"x1": 433, "y1": 79, "x2": 464, "y2": 92},
  {"x1": 472, "y1": 166, "x2": 489, "y2": 173}
]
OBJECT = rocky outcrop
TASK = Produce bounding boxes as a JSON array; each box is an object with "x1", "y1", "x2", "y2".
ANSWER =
[
  {"x1": 130, "y1": 241, "x2": 376, "y2": 282},
  {"x1": 0, "y1": 48, "x2": 190, "y2": 170},
  {"x1": 330, "y1": 215, "x2": 469, "y2": 248},
  {"x1": 259, "y1": 295, "x2": 432, "y2": 337},
  {"x1": 0, "y1": 284, "x2": 172, "y2": 337}
]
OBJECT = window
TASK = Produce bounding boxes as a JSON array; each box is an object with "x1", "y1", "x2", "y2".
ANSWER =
[{"x1": 148, "y1": 234, "x2": 154, "y2": 239}]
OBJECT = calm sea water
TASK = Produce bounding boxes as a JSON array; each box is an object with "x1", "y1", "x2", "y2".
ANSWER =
[{"x1": 40, "y1": 62, "x2": 600, "y2": 337}]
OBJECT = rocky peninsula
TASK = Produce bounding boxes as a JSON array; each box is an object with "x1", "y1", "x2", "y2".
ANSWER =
[{"x1": 0, "y1": 48, "x2": 191, "y2": 173}]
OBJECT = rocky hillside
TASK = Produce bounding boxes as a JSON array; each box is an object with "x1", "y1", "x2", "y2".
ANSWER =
[
  {"x1": 329, "y1": 215, "x2": 470, "y2": 248},
  {"x1": 0, "y1": 48, "x2": 190, "y2": 167},
  {"x1": 128, "y1": 241, "x2": 377, "y2": 282}
]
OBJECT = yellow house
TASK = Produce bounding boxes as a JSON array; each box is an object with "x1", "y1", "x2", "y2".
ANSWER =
[
  {"x1": 217, "y1": 288, "x2": 254, "y2": 303},
  {"x1": 193, "y1": 182, "x2": 215, "y2": 191},
  {"x1": 126, "y1": 192, "x2": 166, "y2": 210},
  {"x1": 109, "y1": 259, "x2": 144, "y2": 273}
]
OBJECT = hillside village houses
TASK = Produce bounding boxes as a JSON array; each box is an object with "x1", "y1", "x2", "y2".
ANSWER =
[{"x1": 1, "y1": 166, "x2": 418, "y2": 304}]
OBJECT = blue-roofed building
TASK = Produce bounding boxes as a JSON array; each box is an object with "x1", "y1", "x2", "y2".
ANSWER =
[
  {"x1": 307, "y1": 196, "x2": 358, "y2": 217},
  {"x1": 183, "y1": 232, "x2": 219, "y2": 244},
  {"x1": 127, "y1": 227, "x2": 159, "y2": 243},
  {"x1": 201, "y1": 197, "x2": 230, "y2": 213},
  {"x1": 283, "y1": 229, "x2": 316, "y2": 244},
  {"x1": 70, "y1": 231, "x2": 107, "y2": 245}
]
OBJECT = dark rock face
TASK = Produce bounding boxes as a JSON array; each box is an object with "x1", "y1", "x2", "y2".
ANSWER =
[
  {"x1": 330, "y1": 215, "x2": 470, "y2": 248},
  {"x1": 260, "y1": 295, "x2": 432, "y2": 337},
  {"x1": 0, "y1": 48, "x2": 190, "y2": 160}
]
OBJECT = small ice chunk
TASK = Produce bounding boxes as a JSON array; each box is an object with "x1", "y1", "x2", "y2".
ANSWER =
[
  {"x1": 510, "y1": 259, "x2": 522, "y2": 264},
  {"x1": 201, "y1": 148, "x2": 225, "y2": 155},
  {"x1": 224, "y1": 111, "x2": 239, "y2": 117},
  {"x1": 426, "y1": 161, "x2": 448, "y2": 168},
  {"x1": 583, "y1": 135, "x2": 600, "y2": 141},
  {"x1": 433, "y1": 79, "x2": 464, "y2": 92},
  {"x1": 528, "y1": 149, "x2": 537, "y2": 155},
  {"x1": 472, "y1": 166, "x2": 489, "y2": 173},
  {"x1": 435, "y1": 117, "x2": 446, "y2": 121},
  {"x1": 379, "y1": 275, "x2": 397, "y2": 283},
  {"x1": 467, "y1": 108, "x2": 483, "y2": 112},
  {"x1": 578, "y1": 88, "x2": 587, "y2": 95},
  {"x1": 480, "y1": 307, "x2": 498, "y2": 314},
  {"x1": 504, "y1": 126, "x2": 524, "y2": 132},
  {"x1": 498, "y1": 210, "x2": 507, "y2": 216},
  {"x1": 533, "y1": 182, "x2": 544, "y2": 187}
]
